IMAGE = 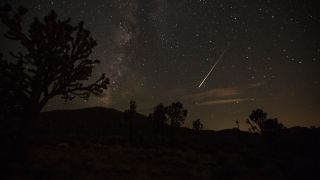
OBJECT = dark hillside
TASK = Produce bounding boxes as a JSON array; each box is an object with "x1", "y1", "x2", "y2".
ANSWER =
[{"x1": 35, "y1": 107, "x2": 153, "y2": 143}]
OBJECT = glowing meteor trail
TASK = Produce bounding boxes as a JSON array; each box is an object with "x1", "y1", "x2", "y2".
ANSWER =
[{"x1": 198, "y1": 49, "x2": 227, "y2": 88}]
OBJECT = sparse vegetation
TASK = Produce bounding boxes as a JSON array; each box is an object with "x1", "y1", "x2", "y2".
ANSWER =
[{"x1": 246, "y1": 109, "x2": 284, "y2": 133}]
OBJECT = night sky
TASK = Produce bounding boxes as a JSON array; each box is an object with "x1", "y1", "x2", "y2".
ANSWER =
[{"x1": 1, "y1": 0, "x2": 320, "y2": 130}]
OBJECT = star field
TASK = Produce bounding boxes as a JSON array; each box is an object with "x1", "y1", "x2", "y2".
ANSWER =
[{"x1": 1, "y1": 0, "x2": 319, "y2": 130}]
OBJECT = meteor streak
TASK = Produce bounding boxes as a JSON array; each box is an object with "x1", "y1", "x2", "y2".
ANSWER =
[{"x1": 198, "y1": 49, "x2": 227, "y2": 88}]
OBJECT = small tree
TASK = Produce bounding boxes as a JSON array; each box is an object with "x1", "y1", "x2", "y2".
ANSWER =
[
  {"x1": 192, "y1": 119, "x2": 203, "y2": 131},
  {"x1": 192, "y1": 118, "x2": 203, "y2": 142},
  {"x1": 247, "y1": 109, "x2": 284, "y2": 133},
  {"x1": 129, "y1": 100, "x2": 137, "y2": 112},
  {"x1": 151, "y1": 103, "x2": 168, "y2": 142},
  {"x1": 249, "y1": 109, "x2": 267, "y2": 132},
  {"x1": 166, "y1": 102, "x2": 188, "y2": 143},
  {"x1": 263, "y1": 118, "x2": 284, "y2": 132},
  {"x1": 152, "y1": 103, "x2": 167, "y2": 124},
  {"x1": 167, "y1": 102, "x2": 188, "y2": 128}
]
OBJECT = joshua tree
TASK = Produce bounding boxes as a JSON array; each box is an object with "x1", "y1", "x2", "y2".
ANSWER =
[
  {"x1": 0, "y1": 5, "x2": 109, "y2": 125},
  {"x1": 192, "y1": 118, "x2": 203, "y2": 142}
]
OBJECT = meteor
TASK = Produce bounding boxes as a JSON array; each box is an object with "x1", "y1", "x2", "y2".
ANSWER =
[{"x1": 198, "y1": 49, "x2": 227, "y2": 88}]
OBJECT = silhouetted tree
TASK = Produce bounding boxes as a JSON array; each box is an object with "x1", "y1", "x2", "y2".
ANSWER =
[
  {"x1": 129, "y1": 100, "x2": 137, "y2": 112},
  {"x1": 166, "y1": 102, "x2": 188, "y2": 144},
  {"x1": 0, "y1": 5, "x2": 109, "y2": 124},
  {"x1": 192, "y1": 118, "x2": 203, "y2": 142},
  {"x1": 263, "y1": 118, "x2": 284, "y2": 132},
  {"x1": 246, "y1": 109, "x2": 267, "y2": 133},
  {"x1": 0, "y1": 5, "x2": 109, "y2": 176},
  {"x1": 167, "y1": 102, "x2": 188, "y2": 128},
  {"x1": 246, "y1": 109, "x2": 284, "y2": 133},
  {"x1": 151, "y1": 103, "x2": 168, "y2": 143}
]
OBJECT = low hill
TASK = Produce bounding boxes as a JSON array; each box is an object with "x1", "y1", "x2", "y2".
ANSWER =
[
  {"x1": 35, "y1": 107, "x2": 320, "y2": 148},
  {"x1": 37, "y1": 107, "x2": 153, "y2": 138}
]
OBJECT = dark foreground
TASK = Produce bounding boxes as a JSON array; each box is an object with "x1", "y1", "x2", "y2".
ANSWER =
[
  {"x1": 1, "y1": 108, "x2": 319, "y2": 179},
  {"x1": 26, "y1": 137, "x2": 318, "y2": 180},
  {"x1": 2, "y1": 129, "x2": 319, "y2": 180}
]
